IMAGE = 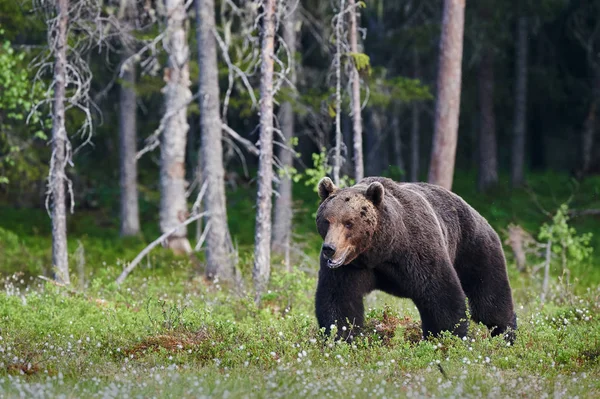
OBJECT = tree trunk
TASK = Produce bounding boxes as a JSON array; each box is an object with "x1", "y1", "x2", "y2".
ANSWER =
[
  {"x1": 272, "y1": 4, "x2": 297, "y2": 269},
  {"x1": 367, "y1": 109, "x2": 385, "y2": 176},
  {"x1": 581, "y1": 67, "x2": 600, "y2": 175},
  {"x1": 253, "y1": 0, "x2": 277, "y2": 303},
  {"x1": 392, "y1": 113, "x2": 404, "y2": 176},
  {"x1": 332, "y1": 0, "x2": 345, "y2": 186},
  {"x1": 349, "y1": 0, "x2": 364, "y2": 181},
  {"x1": 50, "y1": 0, "x2": 70, "y2": 285},
  {"x1": 119, "y1": 50, "x2": 140, "y2": 236},
  {"x1": 160, "y1": 0, "x2": 192, "y2": 254},
  {"x1": 581, "y1": 101, "x2": 596, "y2": 174},
  {"x1": 511, "y1": 15, "x2": 528, "y2": 187},
  {"x1": 196, "y1": 0, "x2": 236, "y2": 280},
  {"x1": 478, "y1": 48, "x2": 498, "y2": 191},
  {"x1": 410, "y1": 49, "x2": 420, "y2": 182},
  {"x1": 428, "y1": 0, "x2": 465, "y2": 190}
]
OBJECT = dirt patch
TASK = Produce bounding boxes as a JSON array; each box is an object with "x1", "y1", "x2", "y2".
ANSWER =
[{"x1": 6, "y1": 361, "x2": 42, "y2": 376}]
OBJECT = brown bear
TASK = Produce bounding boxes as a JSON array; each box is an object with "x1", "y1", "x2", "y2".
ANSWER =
[{"x1": 315, "y1": 176, "x2": 517, "y2": 343}]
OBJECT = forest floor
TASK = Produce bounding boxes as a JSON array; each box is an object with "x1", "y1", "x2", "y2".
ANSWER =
[{"x1": 1, "y1": 172, "x2": 600, "y2": 398}]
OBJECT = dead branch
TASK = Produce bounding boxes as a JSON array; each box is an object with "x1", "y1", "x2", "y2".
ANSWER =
[
  {"x1": 115, "y1": 212, "x2": 208, "y2": 285},
  {"x1": 221, "y1": 123, "x2": 260, "y2": 155},
  {"x1": 569, "y1": 208, "x2": 600, "y2": 218},
  {"x1": 136, "y1": 91, "x2": 200, "y2": 160}
]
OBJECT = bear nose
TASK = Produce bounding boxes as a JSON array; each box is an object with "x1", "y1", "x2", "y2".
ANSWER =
[{"x1": 322, "y1": 243, "x2": 336, "y2": 259}]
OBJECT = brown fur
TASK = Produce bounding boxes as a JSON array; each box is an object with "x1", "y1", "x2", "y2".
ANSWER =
[{"x1": 315, "y1": 177, "x2": 517, "y2": 343}]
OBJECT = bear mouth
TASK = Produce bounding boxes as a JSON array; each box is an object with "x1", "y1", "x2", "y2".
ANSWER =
[{"x1": 327, "y1": 248, "x2": 350, "y2": 269}]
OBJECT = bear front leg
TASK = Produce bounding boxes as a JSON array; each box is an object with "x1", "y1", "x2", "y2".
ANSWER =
[
  {"x1": 413, "y1": 269, "x2": 469, "y2": 340},
  {"x1": 315, "y1": 261, "x2": 375, "y2": 341}
]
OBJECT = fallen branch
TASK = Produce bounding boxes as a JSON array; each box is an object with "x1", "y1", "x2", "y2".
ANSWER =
[{"x1": 115, "y1": 212, "x2": 207, "y2": 285}]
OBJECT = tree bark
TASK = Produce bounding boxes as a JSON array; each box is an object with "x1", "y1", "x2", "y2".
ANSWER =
[
  {"x1": 581, "y1": 67, "x2": 600, "y2": 175},
  {"x1": 428, "y1": 0, "x2": 465, "y2": 190},
  {"x1": 392, "y1": 113, "x2": 404, "y2": 176},
  {"x1": 332, "y1": 0, "x2": 345, "y2": 186},
  {"x1": 349, "y1": 0, "x2": 364, "y2": 181},
  {"x1": 160, "y1": 0, "x2": 192, "y2": 254},
  {"x1": 272, "y1": 4, "x2": 297, "y2": 269},
  {"x1": 581, "y1": 101, "x2": 596, "y2": 174},
  {"x1": 253, "y1": 0, "x2": 277, "y2": 303},
  {"x1": 410, "y1": 49, "x2": 420, "y2": 182},
  {"x1": 50, "y1": 0, "x2": 70, "y2": 285},
  {"x1": 511, "y1": 15, "x2": 528, "y2": 187},
  {"x1": 366, "y1": 108, "x2": 386, "y2": 176},
  {"x1": 478, "y1": 47, "x2": 498, "y2": 191},
  {"x1": 196, "y1": 0, "x2": 236, "y2": 280},
  {"x1": 119, "y1": 49, "x2": 140, "y2": 236}
]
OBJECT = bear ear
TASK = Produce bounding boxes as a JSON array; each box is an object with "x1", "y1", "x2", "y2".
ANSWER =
[
  {"x1": 318, "y1": 177, "x2": 337, "y2": 201},
  {"x1": 365, "y1": 182, "x2": 384, "y2": 207}
]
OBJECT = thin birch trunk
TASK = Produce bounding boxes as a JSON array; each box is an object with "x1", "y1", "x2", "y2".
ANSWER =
[
  {"x1": 428, "y1": 0, "x2": 465, "y2": 190},
  {"x1": 541, "y1": 233, "x2": 552, "y2": 304},
  {"x1": 511, "y1": 15, "x2": 528, "y2": 187},
  {"x1": 272, "y1": 4, "x2": 297, "y2": 269},
  {"x1": 348, "y1": 0, "x2": 364, "y2": 181},
  {"x1": 410, "y1": 49, "x2": 420, "y2": 182},
  {"x1": 478, "y1": 48, "x2": 498, "y2": 191},
  {"x1": 332, "y1": 0, "x2": 345, "y2": 186},
  {"x1": 119, "y1": 49, "x2": 140, "y2": 236},
  {"x1": 253, "y1": 0, "x2": 277, "y2": 303},
  {"x1": 196, "y1": 0, "x2": 236, "y2": 280},
  {"x1": 160, "y1": 0, "x2": 192, "y2": 254},
  {"x1": 50, "y1": 0, "x2": 70, "y2": 285}
]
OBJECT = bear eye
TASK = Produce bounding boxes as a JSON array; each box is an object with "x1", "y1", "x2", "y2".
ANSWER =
[{"x1": 344, "y1": 221, "x2": 353, "y2": 229}]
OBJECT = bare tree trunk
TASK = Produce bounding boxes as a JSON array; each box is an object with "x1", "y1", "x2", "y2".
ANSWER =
[
  {"x1": 428, "y1": 0, "x2": 465, "y2": 190},
  {"x1": 253, "y1": 0, "x2": 277, "y2": 303},
  {"x1": 581, "y1": 101, "x2": 596, "y2": 174},
  {"x1": 391, "y1": 113, "x2": 404, "y2": 175},
  {"x1": 581, "y1": 67, "x2": 600, "y2": 175},
  {"x1": 196, "y1": 0, "x2": 236, "y2": 280},
  {"x1": 410, "y1": 49, "x2": 420, "y2": 182},
  {"x1": 348, "y1": 0, "x2": 364, "y2": 181},
  {"x1": 160, "y1": 0, "x2": 192, "y2": 254},
  {"x1": 119, "y1": 50, "x2": 140, "y2": 236},
  {"x1": 50, "y1": 0, "x2": 70, "y2": 285},
  {"x1": 272, "y1": 4, "x2": 297, "y2": 269},
  {"x1": 511, "y1": 15, "x2": 528, "y2": 187},
  {"x1": 366, "y1": 109, "x2": 385, "y2": 176},
  {"x1": 332, "y1": 0, "x2": 345, "y2": 186},
  {"x1": 478, "y1": 48, "x2": 498, "y2": 191}
]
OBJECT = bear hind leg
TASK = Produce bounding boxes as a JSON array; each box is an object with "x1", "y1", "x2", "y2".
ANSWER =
[{"x1": 456, "y1": 248, "x2": 517, "y2": 343}]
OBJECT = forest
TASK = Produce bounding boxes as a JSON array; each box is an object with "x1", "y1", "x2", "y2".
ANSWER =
[{"x1": 1, "y1": 0, "x2": 600, "y2": 397}]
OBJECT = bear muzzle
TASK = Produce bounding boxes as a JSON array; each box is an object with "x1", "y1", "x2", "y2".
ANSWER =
[{"x1": 322, "y1": 244, "x2": 350, "y2": 269}]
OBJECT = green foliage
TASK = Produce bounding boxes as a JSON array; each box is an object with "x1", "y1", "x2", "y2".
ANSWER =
[
  {"x1": 303, "y1": 148, "x2": 354, "y2": 193},
  {"x1": 539, "y1": 204, "x2": 594, "y2": 265},
  {"x1": 347, "y1": 52, "x2": 371, "y2": 75},
  {"x1": 367, "y1": 67, "x2": 433, "y2": 108},
  {"x1": 0, "y1": 30, "x2": 50, "y2": 185}
]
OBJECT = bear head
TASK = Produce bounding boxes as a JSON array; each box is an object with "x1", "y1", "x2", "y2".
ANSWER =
[{"x1": 315, "y1": 177, "x2": 384, "y2": 268}]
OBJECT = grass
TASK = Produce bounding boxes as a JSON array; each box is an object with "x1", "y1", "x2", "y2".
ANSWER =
[{"x1": 1, "y1": 171, "x2": 600, "y2": 397}]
